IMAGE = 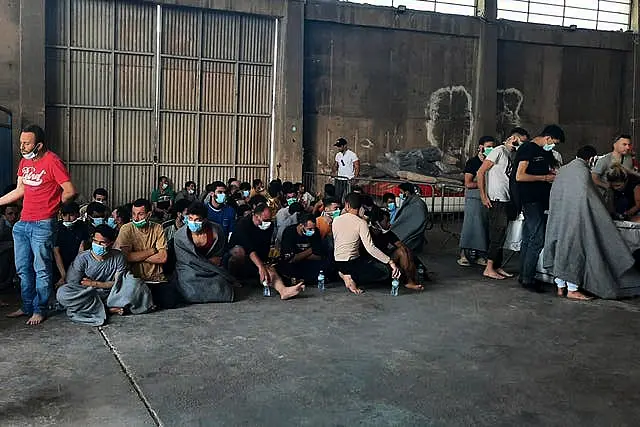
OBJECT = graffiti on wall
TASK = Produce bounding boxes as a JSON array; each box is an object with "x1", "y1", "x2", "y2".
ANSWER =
[
  {"x1": 425, "y1": 86, "x2": 474, "y2": 166},
  {"x1": 496, "y1": 88, "x2": 524, "y2": 142}
]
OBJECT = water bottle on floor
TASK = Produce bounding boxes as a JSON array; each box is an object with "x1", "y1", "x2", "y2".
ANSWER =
[
  {"x1": 317, "y1": 270, "x2": 325, "y2": 291},
  {"x1": 262, "y1": 279, "x2": 271, "y2": 297},
  {"x1": 391, "y1": 278, "x2": 400, "y2": 296},
  {"x1": 417, "y1": 264, "x2": 425, "y2": 283}
]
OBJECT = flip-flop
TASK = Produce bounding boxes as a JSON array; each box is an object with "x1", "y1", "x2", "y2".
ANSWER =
[{"x1": 483, "y1": 273, "x2": 505, "y2": 280}]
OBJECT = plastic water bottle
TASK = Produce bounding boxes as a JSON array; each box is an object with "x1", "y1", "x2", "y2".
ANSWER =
[
  {"x1": 317, "y1": 270, "x2": 325, "y2": 291},
  {"x1": 391, "y1": 278, "x2": 400, "y2": 296},
  {"x1": 262, "y1": 279, "x2": 271, "y2": 297}
]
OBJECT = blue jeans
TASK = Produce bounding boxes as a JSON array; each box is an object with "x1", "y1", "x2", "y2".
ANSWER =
[
  {"x1": 520, "y1": 202, "x2": 547, "y2": 285},
  {"x1": 13, "y1": 219, "x2": 56, "y2": 315}
]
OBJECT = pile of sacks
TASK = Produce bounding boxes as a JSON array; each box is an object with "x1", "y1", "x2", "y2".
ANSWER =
[{"x1": 370, "y1": 147, "x2": 463, "y2": 183}]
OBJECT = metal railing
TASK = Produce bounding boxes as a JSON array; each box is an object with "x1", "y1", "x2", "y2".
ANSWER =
[{"x1": 302, "y1": 172, "x2": 466, "y2": 242}]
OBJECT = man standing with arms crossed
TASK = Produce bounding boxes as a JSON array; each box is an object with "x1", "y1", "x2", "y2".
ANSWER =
[{"x1": 0, "y1": 124, "x2": 77, "y2": 325}]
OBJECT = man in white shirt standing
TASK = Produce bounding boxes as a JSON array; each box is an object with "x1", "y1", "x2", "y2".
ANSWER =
[
  {"x1": 333, "y1": 138, "x2": 360, "y2": 201},
  {"x1": 477, "y1": 128, "x2": 529, "y2": 280}
]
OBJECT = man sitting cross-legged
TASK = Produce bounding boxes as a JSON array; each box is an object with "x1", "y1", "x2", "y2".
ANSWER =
[
  {"x1": 227, "y1": 203, "x2": 304, "y2": 300},
  {"x1": 56, "y1": 225, "x2": 154, "y2": 326},
  {"x1": 277, "y1": 213, "x2": 328, "y2": 285},
  {"x1": 332, "y1": 192, "x2": 401, "y2": 295},
  {"x1": 368, "y1": 207, "x2": 423, "y2": 291},
  {"x1": 115, "y1": 198, "x2": 178, "y2": 309},
  {"x1": 174, "y1": 202, "x2": 235, "y2": 303}
]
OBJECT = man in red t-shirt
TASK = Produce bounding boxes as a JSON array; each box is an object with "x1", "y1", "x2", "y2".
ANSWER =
[{"x1": 0, "y1": 124, "x2": 76, "y2": 325}]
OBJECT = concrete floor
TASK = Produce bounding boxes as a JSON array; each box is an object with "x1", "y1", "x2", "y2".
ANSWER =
[{"x1": 1, "y1": 251, "x2": 640, "y2": 427}]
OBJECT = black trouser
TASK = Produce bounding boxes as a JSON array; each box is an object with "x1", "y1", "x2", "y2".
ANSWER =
[
  {"x1": 487, "y1": 201, "x2": 509, "y2": 269},
  {"x1": 335, "y1": 257, "x2": 390, "y2": 285},
  {"x1": 147, "y1": 281, "x2": 180, "y2": 309},
  {"x1": 334, "y1": 178, "x2": 350, "y2": 203}
]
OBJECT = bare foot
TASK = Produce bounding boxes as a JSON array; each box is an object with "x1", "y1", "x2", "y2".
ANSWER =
[
  {"x1": 108, "y1": 307, "x2": 125, "y2": 316},
  {"x1": 557, "y1": 288, "x2": 565, "y2": 297},
  {"x1": 6, "y1": 309, "x2": 27, "y2": 318},
  {"x1": 26, "y1": 313, "x2": 45, "y2": 325},
  {"x1": 483, "y1": 270, "x2": 505, "y2": 280},
  {"x1": 404, "y1": 282, "x2": 424, "y2": 291},
  {"x1": 279, "y1": 282, "x2": 305, "y2": 300},
  {"x1": 496, "y1": 269, "x2": 514, "y2": 278},
  {"x1": 567, "y1": 291, "x2": 593, "y2": 301}
]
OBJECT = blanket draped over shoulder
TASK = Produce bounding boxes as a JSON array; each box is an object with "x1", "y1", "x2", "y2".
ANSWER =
[{"x1": 391, "y1": 194, "x2": 429, "y2": 253}]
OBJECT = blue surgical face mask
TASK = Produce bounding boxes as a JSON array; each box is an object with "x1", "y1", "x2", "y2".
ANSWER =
[
  {"x1": 303, "y1": 229, "x2": 315, "y2": 237},
  {"x1": 187, "y1": 220, "x2": 204, "y2": 233},
  {"x1": 242, "y1": 190, "x2": 250, "y2": 198},
  {"x1": 92, "y1": 217, "x2": 104, "y2": 226},
  {"x1": 215, "y1": 193, "x2": 226, "y2": 204},
  {"x1": 399, "y1": 193, "x2": 406, "y2": 200},
  {"x1": 107, "y1": 217, "x2": 117, "y2": 229},
  {"x1": 92, "y1": 242, "x2": 108, "y2": 257},
  {"x1": 387, "y1": 202, "x2": 396, "y2": 211},
  {"x1": 543, "y1": 143, "x2": 556, "y2": 152},
  {"x1": 258, "y1": 220, "x2": 271, "y2": 230}
]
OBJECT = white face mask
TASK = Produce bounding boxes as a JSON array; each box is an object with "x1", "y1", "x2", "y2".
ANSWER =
[
  {"x1": 258, "y1": 221, "x2": 271, "y2": 230},
  {"x1": 22, "y1": 148, "x2": 38, "y2": 160}
]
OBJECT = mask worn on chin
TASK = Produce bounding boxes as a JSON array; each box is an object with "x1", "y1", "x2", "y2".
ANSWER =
[
  {"x1": 107, "y1": 217, "x2": 117, "y2": 229},
  {"x1": 543, "y1": 143, "x2": 556, "y2": 152},
  {"x1": 21, "y1": 144, "x2": 39, "y2": 160},
  {"x1": 132, "y1": 218, "x2": 147, "y2": 228},
  {"x1": 62, "y1": 219, "x2": 78, "y2": 228},
  {"x1": 92, "y1": 242, "x2": 108, "y2": 257},
  {"x1": 161, "y1": 183, "x2": 168, "y2": 190},
  {"x1": 287, "y1": 197, "x2": 297, "y2": 206},
  {"x1": 187, "y1": 220, "x2": 204, "y2": 233},
  {"x1": 187, "y1": 189, "x2": 195, "y2": 195},
  {"x1": 303, "y1": 229, "x2": 315, "y2": 237},
  {"x1": 257, "y1": 221, "x2": 271, "y2": 231},
  {"x1": 215, "y1": 193, "x2": 226, "y2": 204}
]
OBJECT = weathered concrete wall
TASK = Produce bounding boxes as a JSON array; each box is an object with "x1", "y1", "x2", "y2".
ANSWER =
[
  {"x1": 303, "y1": 0, "x2": 636, "y2": 176},
  {"x1": 304, "y1": 20, "x2": 478, "y2": 173}
]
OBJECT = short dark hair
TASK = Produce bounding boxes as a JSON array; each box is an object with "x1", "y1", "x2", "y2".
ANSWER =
[
  {"x1": 399, "y1": 182, "x2": 414, "y2": 193},
  {"x1": 158, "y1": 175, "x2": 169, "y2": 183},
  {"x1": 368, "y1": 206, "x2": 389, "y2": 223},
  {"x1": 21, "y1": 124, "x2": 45, "y2": 144},
  {"x1": 211, "y1": 181, "x2": 226, "y2": 192},
  {"x1": 288, "y1": 202, "x2": 303, "y2": 215},
  {"x1": 174, "y1": 198, "x2": 191, "y2": 214},
  {"x1": 253, "y1": 202, "x2": 270, "y2": 216},
  {"x1": 294, "y1": 182, "x2": 303, "y2": 192},
  {"x1": 282, "y1": 181, "x2": 295, "y2": 195},
  {"x1": 116, "y1": 205, "x2": 131, "y2": 223},
  {"x1": 614, "y1": 133, "x2": 632, "y2": 143},
  {"x1": 345, "y1": 192, "x2": 362, "y2": 210},
  {"x1": 539, "y1": 124, "x2": 565, "y2": 143},
  {"x1": 239, "y1": 182, "x2": 251, "y2": 191},
  {"x1": 324, "y1": 183, "x2": 336, "y2": 197},
  {"x1": 186, "y1": 201, "x2": 207, "y2": 219},
  {"x1": 298, "y1": 213, "x2": 316, "y2": 225},
  {"x1": 576, "y1": 145, "x2": 598, "y2": 161},
  {"x1": 268, "y1": 180, "x2": 282, "y2": 197},
  {"x1": 252, "y1": 179, "x2": 263, "y2": 188},
  {"x1": 382, "y1": 192, "x2": 395, "y2": 203},
  {"x1": 185, "y1": 180, "x2": 196, "y2": 188},
  {"x1": 61, "y1": 201, "x2": 80, "y2": 215},
  {"x1": 87, "y1": 201, "x2": 107, "y2": 216},
  {"x1": 248, "y1": 195, "x2": 267, "y2": 208},
  {"x1": 323, "y1": 196, "x2": 338, "y2": 207},
  {"x1": 509, "y1": 127, "x2": 530, "y2": 139},
  {"x1": 227, "y1": 177, "x2": 238, "y2": 186},
  {"x1": 93, "y1": 224, "x2": 117, "y2": 242},
  {"x1": 479, "y1": 135, "x2": 496, "y2": 145},
  {"x1": 93, "y1": 188, "x2": 108, "y2": 199},
  {"x1": 132, "y1": 198, "x2": 152, "y2": 213}
]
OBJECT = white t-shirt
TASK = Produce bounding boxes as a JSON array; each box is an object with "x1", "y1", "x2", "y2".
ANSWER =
[
  {"x1": 485, "y1": 145, "x2": 513, "y2": 202},
  {"x1": 335, "y1": 150, "x2": 359, "y2": 179}
]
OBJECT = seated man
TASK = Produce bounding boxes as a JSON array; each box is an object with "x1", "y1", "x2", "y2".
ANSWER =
[
  {"x1": 275, "y1": 201, "x2": 303, "y2": 244},
  {"x1": 544, "y1": 146, "x2": 635, "y2": 300},
  {"x1": 56, "y1": 225, "x2": 154, "y2": 326},
  {"x1": 391, "y1": 182, "x2": 429, "y2": 253},
  {"x1": 86, "y1": 201, "x2": 109, "y2": 233},
  {"x1": 250, "y1": 178, "x2": 266, "y2": 198},
  {"x1": 0, "y1": 204, "x2": 20, "y2": 288},
  {"x1": 605, "y1": 165, "x2": 640, "y2": 221},
  {"x1": 53, "y1": 202, "x2": 90, "y2": 288},
  {"x1": 382, "y1": 192, "x2": 398, "y2": 223},
  {"x1": 174, "y1": 202, "x2": 235, "y2": 303},
  {"x1": 163, "y1": 198, "x2": 191, "y2": 243},
  {"x1": 294, "y1": 182, "x2": 314, "y2": 212},
  {"x1": 175, "y1": 181, "x2": 198, "y2": 204},
  {"x1": 277, "y1": 213, "x2": 327, "y2": 284},
  {"x1": 332, "y1": 192, "x2": 401, "y2": 294},
  {"x1": 316, "y1": 197, "x2": 341, "y2": 240},
  {"x1": 368, "y1": 207, "x2": 423, "y2": 291},
  {"x1": 205, "y1": 181, "x2": 236, "y2": 237},
  {"x1": 115, "y1": 198, "x2": 177, "y2": 309},
  {"x1": 227, "y1": 203, "x2": 304, "y2": 300},
  {"x1": 151, "y1": 176, "x2": 176, "y2": 220},
  {"x1": 80, "y1": 187, "x2": 110, "y2": 218},
  {"x1": 238, "y1": 182, "x2": 252, "y2": 204}
]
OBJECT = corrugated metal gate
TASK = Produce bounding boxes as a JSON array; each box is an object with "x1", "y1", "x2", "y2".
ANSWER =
[{"x1": 45, "y1": 0, "x2": 277, "y2": 206}]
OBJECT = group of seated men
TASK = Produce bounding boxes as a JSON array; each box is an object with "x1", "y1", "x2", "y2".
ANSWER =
[{"x1": 1, "y1": 176, "x2": 430, "y2": 326}]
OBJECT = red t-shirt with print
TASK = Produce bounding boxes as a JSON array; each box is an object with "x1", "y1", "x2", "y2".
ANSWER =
[{"x1": 17, "y1": 151, "x2": 71, "y2": 221}]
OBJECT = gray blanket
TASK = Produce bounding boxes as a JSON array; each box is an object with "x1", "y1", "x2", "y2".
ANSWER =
[
  {"x1": 543, "y1": 158, "x2": 635, "y2": 298},
  {"x1": 391, "y1": 195, "x2": 429, "y2": 253},
  {"x1": 459, "y1": 188, "x2": 488, "y2": 252},
  {"x1": 57, "y1": 272, "x2": 154, "y2": 326},
  {"x1": 174, "y1": 224, "x2": 234, "y2": 303}
]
